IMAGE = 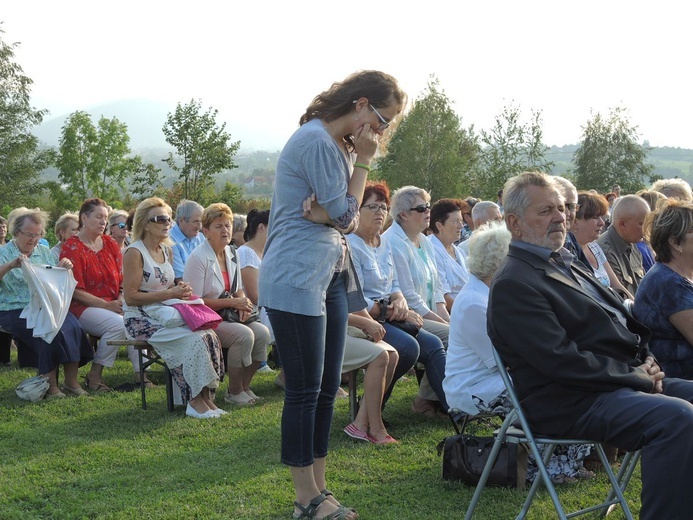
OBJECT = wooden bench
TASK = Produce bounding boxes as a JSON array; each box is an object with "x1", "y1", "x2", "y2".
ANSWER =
[
  {"x1": 345, "y1": 369, "x2": 360, "y2": 422},
  {"x1": 106, "y1": 340, "x2": 174, "y2": 412}
]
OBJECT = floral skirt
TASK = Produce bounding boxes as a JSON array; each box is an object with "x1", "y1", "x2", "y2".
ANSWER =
[
  {"x1": 473, "y1": 391, "x2": 592, "y2": 482},
  {"x1": 125, "y1": 316, "x2": 224, "y2": 404}
]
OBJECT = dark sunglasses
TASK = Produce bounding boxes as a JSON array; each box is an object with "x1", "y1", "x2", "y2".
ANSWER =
[
  {"x1": 148, "y1": 215, "x2": 171, "y2": 224},
  {"x1": 409, "y1": 203, "x2": 431, "y2": 213},
  {"x1": 111, "y1": 222, "x2": 127, "y2": 229}
]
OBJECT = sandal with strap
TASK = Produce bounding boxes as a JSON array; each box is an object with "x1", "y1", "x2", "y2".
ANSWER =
[
  {"x1": 293, "y1": 493, "x2": 327, "y2": 519},
  {"x1": 84, "y1": 376, "x2": 113, "y2": 393},
  {"x1": 320, "y1": 489, "x2": 358, "y2": 518},
  {"x1": 293, "y1": 493, "x2": 355, "y2": 519}
]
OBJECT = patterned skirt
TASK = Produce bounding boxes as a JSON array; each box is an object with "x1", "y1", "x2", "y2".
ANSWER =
[{"x1": 125, "y1": 316, "x2": 224, "y2": 404}]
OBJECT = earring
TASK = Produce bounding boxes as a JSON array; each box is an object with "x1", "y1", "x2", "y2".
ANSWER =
[{"x1": 678, "y1": 248, "x2": 683, "y2": 254}]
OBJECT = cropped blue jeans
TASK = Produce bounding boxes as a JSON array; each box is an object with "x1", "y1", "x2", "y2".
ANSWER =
[{"x1": 267, "y1": 271, "x2": 348, "y2": 467}]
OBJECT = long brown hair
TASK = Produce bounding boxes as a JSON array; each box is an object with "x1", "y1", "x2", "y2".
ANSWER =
[{"x1": 299, "y1": 70, "x2": 406, "y2": 151}]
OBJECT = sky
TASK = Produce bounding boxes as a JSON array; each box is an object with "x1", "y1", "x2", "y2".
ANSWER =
[{"x1": 3, "y1": 0, "x2": 691, "y2": 151}]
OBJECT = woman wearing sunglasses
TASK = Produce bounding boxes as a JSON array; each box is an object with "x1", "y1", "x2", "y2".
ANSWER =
[
  {"x1": 259, "y1": 70, "x2": 406, "y2": 519},
  {"x1": 107, "y1": 209, "x2": 130, "y2": 251},
  {"x1": 61, "y1": 198, "x2": 139, "y2": 392},
  {"x1": 122, "y1": 197, "x2": 224, "y2": 419},
  {"x1": 382, "y1": 186, "x2": 450, "y2": 418}
]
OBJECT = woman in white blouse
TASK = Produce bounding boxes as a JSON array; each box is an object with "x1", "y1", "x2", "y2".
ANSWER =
[
  {"x1": 184, "y1": 203, "x2": 270, "y2": 406},
  {"x1": 427, "y1": 199, "x2": 469, "y2": 312},
  {"x1": 382, "y1": 185, "x2": 450, "y2": 417}
]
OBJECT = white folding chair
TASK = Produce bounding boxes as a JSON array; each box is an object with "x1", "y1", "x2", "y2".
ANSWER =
[{"x1": 464, "y1": 348, "x2": 640, "y2": 520}]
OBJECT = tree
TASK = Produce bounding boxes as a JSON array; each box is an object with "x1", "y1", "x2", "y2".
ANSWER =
[
  {"x1": 0, "y1": 24, "x2": 53, "y2": 209},
  {"x1": 477, "y1": 103, "x2": 554, "y2": 200},
  {"x1": 55, "y1": 111, "x2": 142, "y2": 208},
  {"x1": 162, "y1": 99, "x2": 240, "y2": 202},
  {"x1": 572, "y1": 107, "x2": 655, "y2": 194},
  {"x1": 376, "y1": 76, "x2": 478, "y2": 200}
]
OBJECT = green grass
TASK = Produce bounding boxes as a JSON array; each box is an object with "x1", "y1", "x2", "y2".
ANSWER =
[{"x1": 1, "y1": 349, "x2": 641, "y2": 519}]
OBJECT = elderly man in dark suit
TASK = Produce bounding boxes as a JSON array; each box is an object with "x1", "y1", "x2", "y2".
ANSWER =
[{"x1": 487, "y1": 171, "x2": 693, "y2": 520}]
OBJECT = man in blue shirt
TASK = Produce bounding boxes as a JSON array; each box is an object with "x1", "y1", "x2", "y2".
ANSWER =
[{"x1": 170, "y1": 200, "x2": 204, "y2": 282}]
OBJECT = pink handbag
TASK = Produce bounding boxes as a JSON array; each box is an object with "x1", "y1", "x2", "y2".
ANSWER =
[{"x1": 169, "y1": 297, "x2": 222, "y2": 331}]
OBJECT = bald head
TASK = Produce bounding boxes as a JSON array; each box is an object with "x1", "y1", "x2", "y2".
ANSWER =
[
  {"x1": 611, "y1": 194, "x2": 650, "y2": 243},
  {"x1": 471, "y1": 201, "x2": 502, "y2": 227}
]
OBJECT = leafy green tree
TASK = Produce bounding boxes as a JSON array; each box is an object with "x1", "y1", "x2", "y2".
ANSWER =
[
  {"x1": 56, "y1": 111, "x2": 142, "y2": 207},
  {"x1": 162, "y1": 99, "x2": 240, "y2": 202},
  {"x1": 0, "y1": 25, "x2": 53, "y2": 209},
  {"x1": 376, "y1": 77, "x2": 478, "y2": 200},
  {"x1": 572, "y1": 107, "x2": 655, "y2": 194},
  {"x1": 477, "y1": 103, "x2": 554, "y2": 200}
]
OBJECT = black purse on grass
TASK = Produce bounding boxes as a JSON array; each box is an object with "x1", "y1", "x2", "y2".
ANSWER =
[{"x1": 437, "y1": 434, "x2": 529, "y2": 490}]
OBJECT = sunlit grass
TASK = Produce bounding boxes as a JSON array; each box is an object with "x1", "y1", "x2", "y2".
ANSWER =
[{"x1": 0, "y1": 349, "x2": 640, "y2": 519}]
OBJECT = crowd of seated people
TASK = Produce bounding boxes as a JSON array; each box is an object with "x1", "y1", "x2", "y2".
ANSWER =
[{"x1": 1, "y1": 176, "x2": 692, "y2": 436}]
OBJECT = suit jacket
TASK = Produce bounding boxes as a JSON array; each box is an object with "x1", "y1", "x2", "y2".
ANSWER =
[
  {"x1": 487, "y1": 243, "x2": 653, "y2": 436},
  {"x1": 596, "y1": 225, "x2": 645, "y2": 295},
  {"x1": 183, "y1": 240, "x2": 243, "y2": 300}
]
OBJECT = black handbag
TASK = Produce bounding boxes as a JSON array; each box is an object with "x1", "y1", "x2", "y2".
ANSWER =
[
  {"x1": 218, "y1": 290, "x2": 260, "y2": 324},
  {"x1": 217, "y1": 246, "x2": 260, "y2": 324},
  {"x1": 436, "y1": 434, "x2": 529, "y2": 489},
  {"x1": 374, "y1": 297, "x2": 420, "y2": 337},
  {"x1": 387, "y1": 319, "x2": 420, "y2": 337}
]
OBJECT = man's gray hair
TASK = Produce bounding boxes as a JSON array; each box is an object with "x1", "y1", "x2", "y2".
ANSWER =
[
  {"x1": 466, "y1": 221, "x2": 511, "y2": 279},
  {"x1": 651, "y1": 178, "x2": 693, "y2": 202},
  {"x1": 471, "y1": 201, "x2": 500, "y2": 223},
  {"x1": 553, "y1": 176, "x2": 576, "y2": 197},
  {"x1": 503, "y1": 171, "x2": 562, "y2": 219},
  {"x1": 175, "y1": 200, "x2": 204, "y2": 223},
  {"x1": 390, "y1": 186, "x2": 431, "y2": 224},
  {"x1": 611, "y1": 194, "x2": 650, "y2": 221},
  {"x1": 233, "y1": 214, "x2": 247, "y2": 233}
]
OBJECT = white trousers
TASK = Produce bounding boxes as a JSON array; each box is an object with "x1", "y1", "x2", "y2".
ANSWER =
[{"x1": 79, "y1": 307, "x2": 138, "y2": 371}]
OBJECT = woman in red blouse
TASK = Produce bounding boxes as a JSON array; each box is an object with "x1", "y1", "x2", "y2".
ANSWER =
[{"x1": 61, "y1": 198, "x2": 143, "y2": 391}]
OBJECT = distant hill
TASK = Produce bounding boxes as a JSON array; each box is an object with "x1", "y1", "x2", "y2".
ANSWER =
[
  {"x1": 546, "y1": 143, "x2": 693, "y2": 184},
  {"x1": 32, "y1": 98, "x2": 286, "y2": 152},
  {"x1": 33, "y1": 100, "x2": 693, "y2": 197}
]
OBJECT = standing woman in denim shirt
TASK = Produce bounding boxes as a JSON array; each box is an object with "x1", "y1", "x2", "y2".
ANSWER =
[{"x1": 259, "y1": 70, "x2": 406, "y2": 520}]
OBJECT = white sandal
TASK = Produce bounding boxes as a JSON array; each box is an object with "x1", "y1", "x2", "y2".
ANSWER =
[{"x1": 224, "y1": 390, "x2": 257, "y2": 405}]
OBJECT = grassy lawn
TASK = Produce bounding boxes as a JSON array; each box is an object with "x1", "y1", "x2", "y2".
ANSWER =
[{"x1": 0, "y1": 349, "x2": 641, "y2": 519}]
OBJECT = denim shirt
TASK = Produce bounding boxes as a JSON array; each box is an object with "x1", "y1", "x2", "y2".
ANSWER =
[
  {"x1": 347, "y1": 233, "x2": 401, "y2": 311},
  {"x1": 259, "y1": 119, "x2": 357, "y2": 316}
]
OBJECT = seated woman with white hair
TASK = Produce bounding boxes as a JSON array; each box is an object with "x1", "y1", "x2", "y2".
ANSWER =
[
  {"x1": 0, "y1": 207, "x2": 93, "y2": 398},
  {"x1": 443, "y1": 222, "x2": 593, "y2": 484},
  {"x1": 50, "y1": 212, "x2": 79, "y2": 258},
  {"x1": 443, "y1": 222, "x2": 511, "y2": 416},
  {"x1": 383, "y1": 185, "x2": 450, "y2": 417}
]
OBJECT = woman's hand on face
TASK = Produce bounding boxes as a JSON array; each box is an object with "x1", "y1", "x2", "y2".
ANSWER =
[
  {"x1": 302, "y1": 194, "x2": 332, "y2": 225},
  {"x1": 353, "y1": 123, "x2": 378, "y2": 164},
  {"x1": 57, "y1": 258, "x2": 73, "y2": 269},
  {"x1": 361, "y1": 319, "x2": 386, "y2": 343},
  {"x1": 170, "y1": 281, "x2": 193, "y2": 300}
]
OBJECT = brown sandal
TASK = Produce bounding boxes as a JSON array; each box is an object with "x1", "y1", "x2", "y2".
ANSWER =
[{"x1": 84, "y1": 376, "x2": 113, "y2": 393}]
